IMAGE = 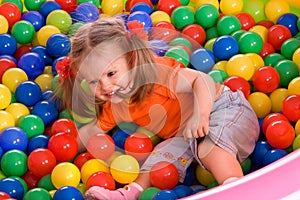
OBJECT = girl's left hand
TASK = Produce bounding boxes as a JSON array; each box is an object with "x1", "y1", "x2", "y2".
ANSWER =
[{"x1": 183, "y1": 115, "x2": 209, "y2": 140}]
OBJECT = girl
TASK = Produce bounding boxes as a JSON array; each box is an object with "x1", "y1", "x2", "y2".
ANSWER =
[{"x1": 56, "y1": 17, "x2": 259, "y2": 200}]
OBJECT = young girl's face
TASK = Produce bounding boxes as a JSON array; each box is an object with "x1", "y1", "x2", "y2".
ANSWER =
[{"x1": 85, "y1": 56, "x2": 132, "y2": 103}]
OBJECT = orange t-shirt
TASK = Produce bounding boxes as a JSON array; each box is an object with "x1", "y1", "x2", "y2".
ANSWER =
[{"x1": 98, "y1": 57, "x2": 194, "y2": 139}]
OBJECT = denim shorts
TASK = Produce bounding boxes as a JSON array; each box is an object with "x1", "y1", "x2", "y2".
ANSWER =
[{"x1": 141, "y1": 89, "x2": 260, "y2": 181}]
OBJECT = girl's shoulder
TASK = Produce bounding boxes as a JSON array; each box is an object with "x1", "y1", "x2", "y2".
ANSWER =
[{"x1": 154, "y1": 56, "x2": 185, "y2": 70}]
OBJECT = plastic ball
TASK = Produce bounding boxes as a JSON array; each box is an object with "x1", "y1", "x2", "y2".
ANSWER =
[
  {"x1": 238, "y1": 31, "x2": 263, "y2": 54},
  {"x1": 80, "y1": 159, "x2": 109, "y2": 184},
  {"x1": 150, "y1": 11, "x2": 171, "y2": 26},
  {"x1": 208, "y1": 69, "x2": 228, "y2": 84},
  {"x1": 27, "y1": 148, "x2": 57, "y2": 177},
  {"x1": 39, "y1": 1, "x2": 61, "y2": 18},
  {"x1": 149, "y1": 39, "x2": 168, "y2": 56},
  {"x1": 68, "y1": 22, "x2": 84, "y2": 37},
  {"x1": 138, "y1": 187, "x2": 160, "y2": 200},
  {"x1": 190, "y1": 48, "x2": 215, "y2": 73},
  {"x1": 0, "y1": 57, "x2": 16, "y2": 83},
  {"x1": 55, "y1": 0, "x2": 76, "y2": 13},
  {"x1": 112, "y1": 128, "x2": 132, "y2": 150},
  {"x1": 213, "y1": 60, "x2": 227, "y2": 71},
  {"x1": 150, "y1": 161, "x2": 179, "y2": 190},
  {"x1": 182, "y1": 24, "x2": 206, "y2": 47},
  {"x1": 293, "y1": 47, "x2": 300, "y2": 67},
  {"x1": 282, "y1": 94, "x2": 300, "y2": 122},
  {"x1": 269, "y1": 88, "x2": 289, "y2": 113},
  {"x1": 173, "y1": 185, "x2": 193, "y2": 198},
  {"x1": 195, "y1": 164, "x2": 215, "y2": 186},
  {"x1": 236, "y1": 12, "x2": 256, "y2": 31},
  {"x1": 295, "y1": 119, "x2": 300, "y2": 136},
  {"x1": 266, "y1": 120, "x2": 295, "y2": 149},
  {"x1": 265, "y1": 0, "x2": 290, "y2": 23},
  {"x1": 212, "y1": 35, "x2": 239, "y2": 60},
  {"x1": 17, "y1": 114, "x2": 44, "y2": 139},
  {"x1": 5, "y1": 103, "x2": 29, "y2": 123},
  {"x1": 0, "y1": 126, "x2": 28, "y2": 152},
  {"x1": 195, "y1": 4, "x2": 219, "y2": 29},
  {"x1": 2, "y1": 68, "x2": 28, "y2": 93},
  {"x1": 86, "y1": 171, "x2": 116, "y2": 190},
  {"x1": 226, "y1": 54, "x2": 255, "y2": 81},
  {"x1": 0, "y1": 178, "x2": 24, "y2": 200},
  {"x1": 110, "y1": 155, "x2": 140, "y2": 184},
  {"x1": 288, "y1": 77, "x2": 300, "y2": 95},
  {"x1": 250, "y1": 140, "x2": 272, "y2": 168},
  {"x1": 86, "y1": 133, "x2": 115, "y2": 160},
  {"x1": 205, "y1": 27, "x2": 219, "y2": 41},
  {"x1": 131, "y1": 2, "x2": 153, "y2": 15},
  {"x1": 274, "y1": 59, "x2": 299, "y2": 88},
  {"x1": 220, "y1": 0, "x2": 243, "y2": 15},
  {"x1": 242, "y1": 0, "x2": 265, "y2": 23},
  {"x1": 151, "y1": 21, "x2": 177, "y2": 43},
  {"x1": 252, "y1": 66, "x2": 280, "y2": 93},
  {"x1": 249, "y1": 25, "x2": 268, "y2": 42},
  {"x1": 259, "y1": 42, "x2": 276, "y2": 60},
  {"x1": 18, "y1": 52, "x2": 45, "y2": 80},
  {"x1": 53, "y1": 186, "x2": 83, "y2": 200},
  {"x1": 101, "y1": 0, "x2": 124, "y2": 16},
  {"x1": 46, "y1": 33, "x2": 71, "y2": 58},
  {"x1": 169, "y1": 37, "x2": 192, "y2": 50},
  {"x1": 195, "y1": 0, "x2": 219, "y2": 10},
  {"x1": 24, "y1": 0, "x2": 46, "y2": 11},
  {"x1": 1, "y1": 149, "x2": 28, "y2": 177},
  {"x1": 247, "y1": 92, "x2": 272, "y2": 118},
  {"x1": 216, "y1": 15, "x2": 241, "y2": 36},
  {"x1": 46, "y1": 10, "x2": 72, "y2": 34},
  {"x1": 11, "y1": 20, "x2": 35, "y2": 44},
  {"x1": 245, "y1": 53, "x2": 264, "y2": 70},
  {"x1": 171, "y1": 6, "x2": 194, "y2": 30},
  {"x1": 127, "y1": 11, "x2": 152, "y2": 32},
  {"x1": 27, "y1": 134, "x2": 50, "y2": 154},
  {"x1": 264, "y1": 53, "x2": 285, "y2": 67},
  {"x1": 165, "y1": 46, "x2": 190, "y2": 67},
  {"x1": 157, "y1": 0, "x2": 180, "y2": 16},
  {"x1": 31, "y1": 101, "x2": 58, "y2": 127},
  {"x1": 267, "y1": 24, "x2": 292, "y2": 51},
  {"x1": 21, "y1": 170, "x2": 40, "y2": 190},
  {"x1": 72, "y1": 2, "x2": 99, "y2": 23},
  {"x1": 262, "y1": 112, "x2": 289, "y2": 135},
  {"x1": 51, "y1": 118, "x2": 78, "y2": 137},
  {"x1": 223, "y1": 75, "x2": 250, "y2": 98},
  {"x1": 0, "y1": 110, "x2": 15, "y2": 132},
  {"x1": 231, "y1": 29, "x2": 246, "y2": 41},
  {"x1": 281, "y1": 38, "x2": 300, "y2": 60},
  {"x1": 73, "y1": 152, "x2": 94, "y2": 170},
  {"x1": 21, "y1": 11, "x2": 44, "y2": 31},
  {"x1": 37, "y1": 25, "x2": 61, "y2": 46},
  {"x1": 0, "y1": 191, "x2": 11, "y2": 199},
  {"x1": 51, "y1": 162, "x2": 81, "y2": 189},
  {"x1": 277, "y1": 13, "x2": 298, "y2": 36},
  {"x1": 0, "y1": 33, "x2": 17, "y2": 55},
  {"x1": 0, "y1": 84, "x2": 11, "y2": 109},
  {"x1": 153, "y1": 190, "x2": 177, "y2": 200},
  {"x1": 48, "y1": 132, "x2": 78, "y2": 162},
  {"x1": 34, "y1": 74, "x2": 54, "y2": 92},
  {"x1": 23, "y1": 188, "x2": 52, "y2": 200},
  {"x1": 0, "y1": 15, "x2": 9, "y2": 33},
  {"x1": 262, "y1": 149, "x2": 288, "y2": 166},
  {"x1": 0, "y1": 3, "x2": 21, "y2": 28}
]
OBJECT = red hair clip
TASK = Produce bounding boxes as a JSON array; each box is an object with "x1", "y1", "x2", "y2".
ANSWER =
[
  {"x1": 126, "y1": 20, "x2": 148, "y2": 41},
  {"x1": 55, "y1": 55, "x2": 74, "y2": 82}
]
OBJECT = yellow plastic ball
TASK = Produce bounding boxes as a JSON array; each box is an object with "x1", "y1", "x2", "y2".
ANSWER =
[
  {"x1": 5, "y1": 103, "x2": 30, "y2": 124},
  {"x1": 195, "y1": 0, "x2": 219, "y2": 10},
  {"x1": 110, "y1": 155, "x2": 140, "y2": 184},
  {"x1": 195, "y1": 164, "x2": 215, "y2": 186},
  {"x1": 37, "y1": 25, "x2": 61, "y2": 47},
  {"x1": 101, "y1": 0, "x2": 124, "y2": 16},
  {"x1": 292, "y1": 48, "x2": 300, "y2": 72},
  {"x1": 295, "y1": 119, "x2": 300, "y2": 136},
  {"x1": 265, "y1": 0, "x2": 290, "y2": 22},
  {"x1": 80, "y1": 159, "x2": 109, "y2": 184},
  {"x1": 35, "y1": 74, "x2": 54, "y2": 92},
  {"x1": 245, "y1": 53, "x2": 265, "y2": 70},
  {"x1": 226, "y1": 54, "x2": 255, "y2": 81},
  {"x1": 204, "y1": 38, "x2": 217, "y2": 52},
  {"x1": 0, "y1": 110, "x2": 15, "y2": 132},
  {"x1": 269, "y1": 88, "x2": 289, "y2": 113},
  {"x1": 0, "y1": 84, "x2": 11, "y2": 109},
  {"x1": 287, "y1": 77, "x2": 300, "y2": 95},
  {"x1": 2, "y1": 68, "x2": 28, "y2": 93},
  {"x1": 43, "y1": 66, "x2": 53, "y2": 75},
  {"x1": 247, "y1": 92, "x2": 272, "y2": 118},
  {"x1": 105, "y1": 151, "x2": 123, "y2": 166},
  {"x1": 51, "y1": 162, "x2": 81, "y2": 189},
  {"x1": 49, "y1": 190, "x2": 56, "y2": 198},
  {"x1": 150, "y1": 11, "x2": 171, "y2": 26},
  {"x1": 249, "y1": 25, "x2": 268, "y2": 42},
  {"x1": 213, "y1": 60, "x2": 227, "y2": 71},
  {"x1": 0, "y1": 15, "x2": 8, "y2": 34},
  {"x1": 220, "y1": 0, "x2": 243, "y2": 15}
]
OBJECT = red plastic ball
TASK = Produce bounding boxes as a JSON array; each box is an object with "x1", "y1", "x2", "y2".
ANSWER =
[
  {"x1": 86, "y1": 171, "x2": 116, "y2": 190},
  {"x1": 73, "y1": 152, "x2": 94, "y2": 170},
  {"x1": 151, "y1": 21, "x2": 177, "y2": 43},
  {"x1": 124, "y1": 132, "x2": 153, "y2": 161},
  {"x1": 55, "y1": 0, "x2": 77, "y2": 12},
  {"x1": 86, "y1": 133, "x2": 115, "y2": 160},
  {"x1": 128, "y1": 0, "x2": 153, "y2": 11},
  {"x1": 22, "y1": 171, "x2": 40, "y2": 190},
  {"x1": 262, "y1": 113, "x2": 289, "y2": 135},
  {"x1": 0, "y1": 3, "x2": 21, "y2": 28},
  {"x1": 236, "y1": 12, "x2": 256, "y2": 31},
  {"x1": 223, "y1": 75, "x2": 251, "y2": 98},
  {"x1": 150, "y1": 161, "x2": 179, "y2": 190},
  {"x1": 0, "y1": 58, "x2": 16, "y2": 83},
  {"x1": 51, "y1": 118, "x2": 78, "y2": 137},
  {"x1": 266, "y1": 120, "x2": 295, "y2": 149},
  {"x1": 259, "y1": 42, "x2": 275, "y2": 59},
  {"x1": 258, "y1": 20, "x2": 274, "y2": 29},
  {"x1": 27, "y1": 148, "x2": 57, "y2": 177},
  {"x1": 267, "y1": 24, "x2": 292, "y2": 50},
  {"x1": 14, "y1": 45, "x2": 32, "y2": 61},
  {"x1": 48, "y1": 132, "x2": 78, "y2": 162},
  {"x1": 0, "y1": 192, "x2": 10, "y2": 199},
  {"x1": 157, "y1": 0, "x2": 181, "y2": 15},
  {"x1": 282, "y1": 94, "x2": 300, "y2": 122},
  {"x1": 182, "y1": 24, "x2": 206, "y2": 47},
  {"x1": 252, "y1": 66, "x2": 280, "y2": 93}
]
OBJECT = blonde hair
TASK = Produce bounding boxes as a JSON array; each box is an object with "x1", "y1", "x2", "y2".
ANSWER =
[{"x1": 56, "y1": 17, "x2": 157, "y2": 119}]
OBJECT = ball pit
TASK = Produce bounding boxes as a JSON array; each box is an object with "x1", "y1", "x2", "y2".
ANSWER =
[{"x1": 0, "y1": 0, "x2": 299, "y2": 199}]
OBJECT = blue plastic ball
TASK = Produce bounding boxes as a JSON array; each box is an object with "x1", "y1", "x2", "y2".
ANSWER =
[
  {"x1": 173, "y1": 185, "x2": 194, "y2": 198},
  {"x1": 46, "y1": 33, "x2": 71, "y2": 58},
  {"x1": 53, "y1": 186, "x2": 84, "y2": 200},
  {"x1": 31, "y1": 100, "x2": 58, "y2": 127},
  {"x1": 0, "y1": 54, "x2": 17, "y2": 64},
  {"x1": 51, "y1": 56, "x2": 64, "y2": 75},
  {"x1": 149, "y1": 39, "x2": 169, "y2": 56},
  {"x1": 212, "y1": 35, "x2": 239, "y2": 60},
  {"x1": 42, "y1": 90, "x2": 61, "y2": 109},
  {"x1": 153, "y1": 190, "x2": 177, "y2": 200},
  {"x1": 183, "y1": 163, "x2": 196, "y2": 186},
  {"x1": 21, "y1": 11, "x2": 45, "y2": 31},
  {"x1": 0, "y1": 34, "x2": 17, "y2": 55},
  {"x1": 15, "y1": 81, "x2": 43, "y2": 107},
  {"x1": 112, "y1": 128, "x2": 133, "y2": 150},
  {"x1": 190, "y1": 48, "x2": 216, "y2": 73},
  {"x1": 276, "y1": 13, "x2": 299, "y2": 36},
  {"x1": 0, "y1": 178, "x2": 24, "y2": 200},
  {"x1": 72, "y1": 2, "x2": 99, "y2": 23},
  {"x1": 39, "y1": 1, "x2": 62, "y2": 18},
  {"x1": 0, "y1": 127, "x2": 28, "y2": 152},
  {"x1": 18, "y1": 52, "x2": 45, "y2": 79},
  {"x1": 262, "y1": 149, "x2": 288, "y2": 166},
  {"x1": 31, "y1": 45, "x2": 53, "y2": 66},
  {"x1": 27, "y1": 134, "x2": 50, "y2": 154},
  {"x1": 127, "y1": 11, "x2": 153, "y2": 32},
  {"x1": 131, "y1": 3, "x2": 153, "y2": 15},
  {"x1": 250, "y1": 140, "x2": 273, "y2": 168}
]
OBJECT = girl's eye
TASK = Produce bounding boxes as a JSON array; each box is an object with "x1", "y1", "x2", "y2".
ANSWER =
[
  {"x1": 89, "y1": 80, "x2": 98, "y2": 85},
  {"x1": 107, "y1": 71, "x2": 116, "y2": 77}
]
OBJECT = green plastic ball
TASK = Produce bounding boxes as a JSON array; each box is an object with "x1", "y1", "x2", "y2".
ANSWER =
[
  {"x1": 38, "y1": 174, "x2": 56, "y2": 191},
  {"x1": 169, "y1": 37, "x2": 193, "y2": 50},
  {"x1": 1, "y1": 150, "x2": 28, "y2": 177},
  {"x1": 238, "y1": 31, "x2": 263, "y2": 54},
  {"x1": 195, "y1": 4, "x2": 219, "y2": 29},
  {"x1": 205, "y1": 27, "x2": 219, "y2": 41},
  {"x1": 208, "y1": 69, "x2": 228, "y2": 84},
  {"x1": 280, "y1": 38, "x2": 300, "y2": 60},
  {"x1": 231, "y1": 30, "x2": 246, "y2": 41},
  {"x1": 217, "y1": 15, "x2": 241, "y2": 36},
  {"x1": 138, "y1": 187, "x2": 160, "y2": 200},
  {"x1": 18, "y1": 114, "x2": 45, "y2": 139},
  {"x1": 11, "y1": 20, "x2": 35, "y2": 44},
  {"x1": 171, "y1": 6, "x2": 195, "y2": 30},
  {"x1": 24, "y1": 0, "x2": 46, "y2": 11},
  {"x1": 264, "y1": 53, "x2": 285, "y2": 67},
  {"x1": 165, "y1": 46, "x2": 190, "y2": 67},
  {"x1": 23, "y1": 188, "x2": 52, "y2": 200},
  {"x1": 274, "y1": 60, "x2": 299, "y2": 87}
]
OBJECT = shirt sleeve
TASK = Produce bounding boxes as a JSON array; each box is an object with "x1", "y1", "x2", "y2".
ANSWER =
[{"x1": 97, "y1": 102, "x2": 117, "y2": 131}]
